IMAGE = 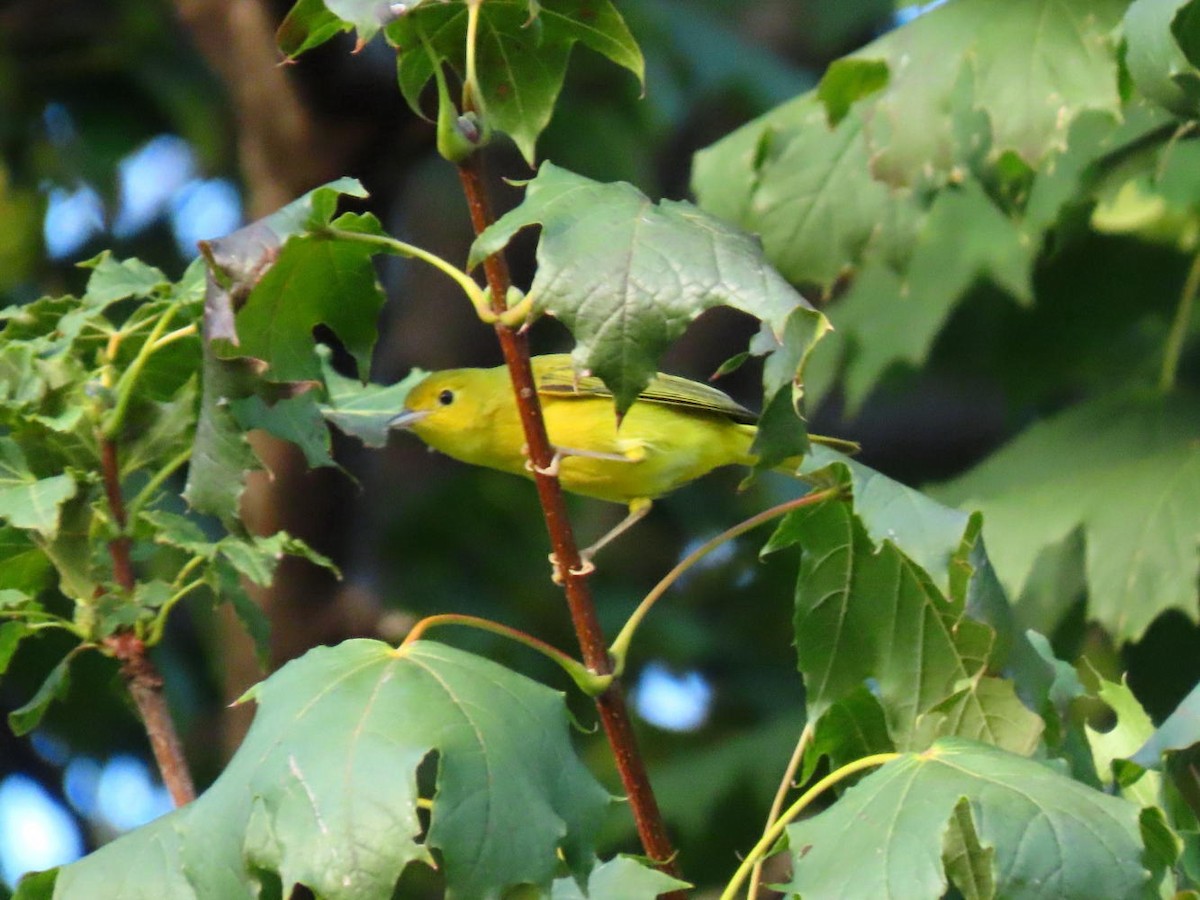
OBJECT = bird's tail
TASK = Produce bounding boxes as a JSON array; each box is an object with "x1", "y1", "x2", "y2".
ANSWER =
[
  {"x1": 772, "y1": 433, "x2": 860, "y2": 474},
  {"x1": 732, "y1": 423, "x2": 859, "y2": 473}
]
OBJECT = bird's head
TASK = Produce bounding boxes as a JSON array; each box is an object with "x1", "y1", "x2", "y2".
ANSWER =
[{"x1": 390, "y1": 367, "x2": 496, "y2": 457}]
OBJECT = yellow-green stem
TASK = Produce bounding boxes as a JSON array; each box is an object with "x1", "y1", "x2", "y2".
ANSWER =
[
  {"x1": 463, "y1": 0, "x2": 482, "y2": 112},
  {"x1": 150, "y1": 323, "x2": 198, "y2": 351},
  {"x1": 127, "y1": 446, "x2": 194, "y2": 521},
  {"x1": 747, "y1": 721, "x2": 813, "y2": 900},
  {"x1": 104, "y1": 305, "x2": 179, "y2": 438},
  {"x1": 402, "y1": 613, "x2": 610, "y2": 695},
  {"x1": 608, "y1": 487, "x2": 841, "y2": 672},
  {"x1": 720, "y1": 752, "x2": 900, "y2": 900},
  {"x1": 147, "y1": 578, "x2": 206, "y2": 645},
  {"x1": 1161, "y1": 250, "x2": 1200, "y2": 392},
  {"x1": 326, "y1": 228, "x2": 490, "y2": 319}
]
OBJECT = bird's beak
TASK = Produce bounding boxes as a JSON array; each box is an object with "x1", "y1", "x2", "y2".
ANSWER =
[{"x1": 389, "y1": 408, "x2": 431, "y2": 429}]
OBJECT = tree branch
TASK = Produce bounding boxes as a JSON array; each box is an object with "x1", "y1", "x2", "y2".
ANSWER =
[
  {"x1": 99, "y1": 436, "x2": 196, "y2": 807},
  {"x1": 456, "y1": 155, "x2": 683, "y2": 888}
]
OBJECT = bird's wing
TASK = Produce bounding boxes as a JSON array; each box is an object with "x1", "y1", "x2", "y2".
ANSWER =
[{"x1": 534, "y1": 356, "x2": 757, "y2": 424}]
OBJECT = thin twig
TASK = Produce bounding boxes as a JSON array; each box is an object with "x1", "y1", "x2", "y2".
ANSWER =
[
  {"x1": 455, "y1": 154, "x2": 683, "y2": 889},
  {"x1": 98, "y1": 435, "x2": 196, "y2": 806},
  {"x1": 746, "y1": 722, "x2": 813, "y2": 900},
  {"x1": 1160, "y1": 250, "x2": 1200, "y2": 392}
]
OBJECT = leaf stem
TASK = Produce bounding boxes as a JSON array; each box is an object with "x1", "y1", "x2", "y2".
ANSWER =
[
  {"x1": 1160, "y1": 249, "x2": 1200, "y2": 392},
  {"x1": 324, "y1": 227, "x2": 492, "y2": 321},
  {"x1": 127, "y1": 446, "x2": 194, "y2": 521},
  {"x1": 455, "y1": 153, "x2": 683, "y2": 891},
  {"x1": 720, "y1": 752, "x2": 900, "y2": 900},
  {"x1": 609, "y1": 488, "x2": 841, "y2": 672},
  {"x1": 103, "y1": 304, "x2": 179, "y2": 439},
  {"x1": 150, "y1": 323, "x2": 198, "y2": 351},
  {"x1": 746, "y1": 721, "x2": 813, "y2": 900},
  {"x1": 147, "y1": 578, "x2": 207, "y2": 645},
  {"x1": 463, "y1": 0, "x2": 482, "y2": 112},
  {"x1": 402, "y1": 614, "x2": 611, "y2": 695}
]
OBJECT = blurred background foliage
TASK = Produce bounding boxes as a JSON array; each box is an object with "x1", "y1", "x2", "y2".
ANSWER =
[{"x1": 2, "y1": 0, "x2": 1197, "y2": 894}]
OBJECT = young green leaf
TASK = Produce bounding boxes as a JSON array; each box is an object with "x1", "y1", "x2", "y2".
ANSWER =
[
  {"x1": 78, "y1": 252, "x2": 171, "y2": 305},
  {"x1": 470, "y1": 163, "x2": 824, "y2": 414},
  {"x1": 318, "y1": 345, "x2": 426, "y2": 448},
  {"x1": 782, "y1": 738, "x2": 1150, "y2": 900},
  {"x1": 0, "y1": 438, "x2": 78, "y2": 539},
  {"x1": 387, "y1": 0, "x2": 644, "y2": 164},
  {"x1": 0, "y1": 620, "x2": 29, "y2": 677},
  {"x1": 8, "y1": 653, "x2": 73, "y2": 736},
  {"x1": 1085, "y1": 673, "x2": 1160, "y2": 807},
  {"x1": 29, "y1": 640, "x2": 611, "y2": 899}
]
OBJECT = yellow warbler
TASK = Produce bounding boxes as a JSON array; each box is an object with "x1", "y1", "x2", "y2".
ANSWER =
[{"x1": 392, "y1": 354, "x2": 850, "y2": 559}]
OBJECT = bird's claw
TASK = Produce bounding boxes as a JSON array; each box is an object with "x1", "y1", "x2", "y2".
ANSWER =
[
  {"x1": 548, "y1": 552, "x2": 595, "y2": 585},
  {"x1": 525, "y1": 448, "x2": 563, "y2": 477}
]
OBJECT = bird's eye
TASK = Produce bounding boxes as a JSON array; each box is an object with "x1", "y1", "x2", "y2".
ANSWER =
[{"x1": 437, "y1": 389, "x2": 455, "y2": 406}]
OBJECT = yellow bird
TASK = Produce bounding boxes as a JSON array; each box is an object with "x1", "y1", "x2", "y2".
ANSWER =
[{"x1": 392, "y1": 354, "x2": 851, "y2": 564}]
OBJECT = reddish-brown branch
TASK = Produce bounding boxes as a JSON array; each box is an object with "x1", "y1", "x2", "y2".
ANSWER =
[
  {"x1": 456, "y1": 157, "x2": 682, "y2": 888},
  {"x1": 99, "y1": 437, "x2": 197, "y2": 806}
]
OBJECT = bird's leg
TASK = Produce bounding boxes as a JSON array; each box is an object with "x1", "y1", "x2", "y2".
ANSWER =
[
  {"x1": 526, "y1": 445, "x2": 634, "y2": 477},
  {"x1": 548, "y1": 498, "x2": 653, "y2": 584},
  {"x1": 582, "y1": 497, "x2": 653, "y2": 562},
  {"x1": 530, "y1": 443, "x2": 647, "y2": 583}
]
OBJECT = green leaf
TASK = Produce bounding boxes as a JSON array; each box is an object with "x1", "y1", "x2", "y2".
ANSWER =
[
  {"x1": 388, "y1": 0, "x2": 643, "y2": 164},
  {"x1": 8, "y1": 652, "x2": 73, "y2": 736},
  {"x1": 188, "y1": 179, "x2": 378, "y2": 524},
  {"x1": 782, "y1": 738, "x2": 1150, "y2": 900},
  {"x1": 937, "y1": 389, "x2": 1200, "y2": 643},
  {"x1": 832, "y1": 180, "x2": 1034, "y2": 410},
  {"x1": 0, "y1": 620, "x2": 29, "y2": 676},
  {"x1": 218, "y1": 531, "x2": 337, "y2": 588},
  {"x1": 695, "y1": 98, "x2": 897, "y2": 293},
  {"x1": 801, "y1": 686, "x2": 894, "y2": 782},
  {"x1": 94, "y1": 582, "x2": 170, "y2": 636},
  {"x1": 277, "y1": 0, "x2": 359, "y2": 57},
  {"x1": 228, "y1": 212, "x2": 386, "y2": 385},
  {"x1": 1131, "y1": 679, "x2": 1200, "y2": 768},
  {"x1": 817, "y1": 58, "x2": 889, "y2": 127},
  {"x1": 78, "y1": 252, "x2": 170, "y2": 305},
  {"x1": 1124, "y1": 0, "x2": 1200, "y2": 117},
  {"x1": 1085, "y1": 673, "x2": 1160, "y2": 807},
  {"x1": 0, "y1": 525, "x2": 53, "y2": 593},
  {"x1": 0, "y1": 438, "x2": 78, "y2": 539},
  {"x1": 181, "y1": 349, "x2": 262, "y2": 528},
  {"x1": 319, "y1": 347, "x2": 426, "y2": 448},
  {"x1": 229, "y1": 393, "x2": 333, "y2": 469},
  {"x1": 695, "y1": 0, "x2": 1125, "y2": 275},
  {"x1": 222, "y1": 569, "x2": 272, "y2": 668},
  {"x1": 118, "y1": 378, "x2": 198, "y2": 476},
  {"x1": 549, "y1": 856, "x2": 690, "y2": 899},
  {"x1": 942, "y1": 797, "x2": 996, "y2": 900},
  {"x1": 38, "y1": 641, "x2": 611, "y2": 899},
  {"x1": 767, "y1": 461, "x2": 1042, "y2": 754},
  {"x1": 470, "y1": 163, "x2": 823, "y2": 413}
]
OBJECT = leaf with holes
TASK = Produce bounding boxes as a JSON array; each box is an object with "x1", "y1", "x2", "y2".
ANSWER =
[
  {"x1": 23, "y1": 640, "x2": 611, "y2": 900},
  {"x1": 470, "y1": 163, "x2": 823, "y2": 414}
]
